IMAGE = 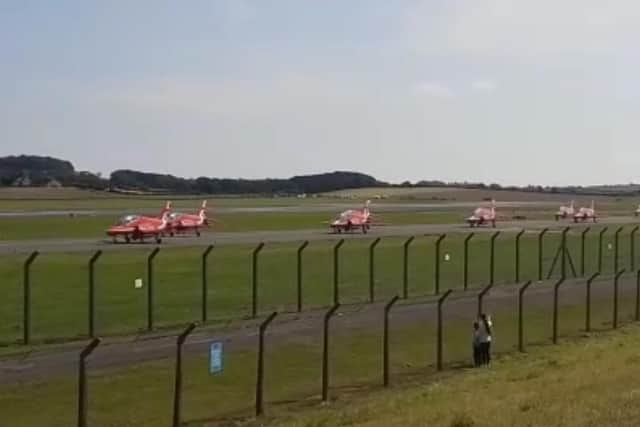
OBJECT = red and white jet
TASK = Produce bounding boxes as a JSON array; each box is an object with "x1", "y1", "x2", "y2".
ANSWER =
[
  {"x1": 573, "y1": 201, "x2": 597, "y2": 223},
  {"x1": 167, "y1": 200, "x2": 209, "y2": 237},
  {"x1": 106, "y1": 202, "x2": 172, "y2": 243},
  {"x1": 555, "y1": 201, "x2": 575, "y2": 221},
  {"x1": 329, "y1": 200, "x2": 372, "y2": 234},
  {"x1": 467, "y1": 200, "x2": 496, "y2": 228}
]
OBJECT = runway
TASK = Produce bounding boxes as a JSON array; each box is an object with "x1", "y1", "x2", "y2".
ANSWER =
[
  {"x1": 0, "y1": 200, "x2": 559, "y2": 218},
  {"x1": 0, "y1": 216, "x2": 636, "y2": 255}
]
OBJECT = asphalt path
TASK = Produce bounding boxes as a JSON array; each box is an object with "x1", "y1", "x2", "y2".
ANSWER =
[
  {"x1": 0, "y1": 201, "x2": 560, "y2": 218},
  {"x1": 0, "y1": 275, "x2": 631, "y2": 385},
  {"x1": 0, "y1": 216, "x2": 637, "y2": 255}
]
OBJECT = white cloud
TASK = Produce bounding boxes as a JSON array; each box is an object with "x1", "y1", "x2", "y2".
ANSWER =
[
  {"x1": 472, "y1": 80, "x2": 497, "y2": 92},
  {"x1": 414, "y1": 81, "x2": 454, "y2": 98},
  {"x1": 405, "y1": 0, "x2": 640, "y2": 57}
]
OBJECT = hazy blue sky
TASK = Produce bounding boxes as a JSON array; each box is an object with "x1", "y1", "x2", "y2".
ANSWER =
[{"x1": 2, "y1": 1, "x2": 640, "y2": 185}]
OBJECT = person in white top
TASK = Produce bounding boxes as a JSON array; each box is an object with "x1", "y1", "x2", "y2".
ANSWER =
[
  {"x1": 472, "y1": 321, "x2": 482, "y2": 367},
  {"x1": 478, "y1": 313, "x2": 493, "y2": 365}
]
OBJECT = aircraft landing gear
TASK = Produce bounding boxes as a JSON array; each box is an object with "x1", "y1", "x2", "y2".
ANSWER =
[
  {"x1": 155, "y1": 235, "x2": 162, "y2": 244},
  {"x1": 196, "y1": 229, "x2": 201, "y2": 237},
  {"x1": 362, "y1": 225, "x2": 368, "y2": 234},
  {"x1": 125, "y1": 235, "x2": 131, "y2": 243}
]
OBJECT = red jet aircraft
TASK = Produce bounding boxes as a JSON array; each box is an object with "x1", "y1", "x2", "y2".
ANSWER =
[
  {"x1": 467, "y1": 200, "x2": 497, "y2": 228},
  {"x1": 555, "y1": 201, "x2": 575, "y2": 221},
  {"x1": 329, "y1": 200, "x2": 372, "y2": 234},
  {"x1": 574, "y1": 201, "x2": 597, "y2": 223},
  {"x1": 106, "y1": 202, "x2": 172, "y2": 243},
  {"x1": 167, "y1": 200, "x2": 209, "y2": 236}
]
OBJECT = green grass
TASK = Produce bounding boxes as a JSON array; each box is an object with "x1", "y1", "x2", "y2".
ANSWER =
[
  {"x1": 0, "y1": 211, "x2": 464, "y2": 241},
  {"x1": 0, "y1": 227, "x2": 636, "y2": 345},
  {"x1": 0, "y1": 283, "x2": 636, "y2": 427}
]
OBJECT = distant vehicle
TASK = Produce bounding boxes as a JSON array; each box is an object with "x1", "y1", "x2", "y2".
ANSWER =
[
  {"x1": 106, "y1": 201, "x2": 172, "y2": 243},
  {"x1": 467, "y1": 200, "x2": 496, "y2": 228},
  {"x1": 573, "y1": 201, "x2": 597, "y2": 223},
  {"x1": 167, "y1": 200, "x2": 209, "y2": 237},
  {"x1": 555, "y1": 201, "x2": 575, "y2": 221},
  {"x1": 329, "y1": 200, "x2": 372, "y2": 233}
]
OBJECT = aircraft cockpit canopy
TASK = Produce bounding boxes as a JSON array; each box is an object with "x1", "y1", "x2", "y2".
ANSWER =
[{"x1": 119, "y1": 215, "x2": 140, "y2": 225}]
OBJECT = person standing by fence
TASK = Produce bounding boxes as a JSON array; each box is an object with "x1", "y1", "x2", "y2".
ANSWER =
[
  {"x1": 478, "y1": 313, "x2": 493, "y2": 365},
  {"x1": 472, "y1": 321, "x2": 482, "y2": 367}
]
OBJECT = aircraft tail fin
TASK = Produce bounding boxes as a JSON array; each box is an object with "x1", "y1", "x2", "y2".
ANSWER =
[
  {"x1": 160, "y1": 201, "x2": 172, "y2": 217},
  {"x1": 364, "y1": 200, "x2": 371, "y2": 216},
  {"x1": 199, "y1": 200, "x2": 208, "y2": 219}
]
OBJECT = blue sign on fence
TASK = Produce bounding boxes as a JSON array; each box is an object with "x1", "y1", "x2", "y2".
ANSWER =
[{"x1": 209, "y1": 342, "x2": 223, "y2": 374}]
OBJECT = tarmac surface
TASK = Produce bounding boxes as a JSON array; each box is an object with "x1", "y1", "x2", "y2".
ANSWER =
[
  {"x1": 0, "y1": 216, "x2": 636, "y2": 255},
  {"x1": 0, "y1": 201, "x2": 559, "y2": 218}
]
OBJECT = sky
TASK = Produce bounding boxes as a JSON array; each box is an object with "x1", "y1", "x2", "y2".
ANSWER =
[{"x1": 2, "y1": 0, "x2": 640, "y2": 186}]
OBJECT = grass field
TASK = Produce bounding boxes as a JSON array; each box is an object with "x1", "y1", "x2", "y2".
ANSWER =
[
  {"x1": 0, "y1": 211, "x2": 463, "y2": 241},
  {"x1": 0, "y1": 281, "x2": 637, "y2": 427},
  {"x1": 271, "y1": 323, "x2": 640, "y2": 427},
  {"x1": 0, "y1": 227, "x2": 635, "y2": 346}
]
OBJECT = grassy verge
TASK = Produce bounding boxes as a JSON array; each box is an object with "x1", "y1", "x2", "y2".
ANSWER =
[
  {"x1": 0, "y1": 285, "x2": 636, "y2": 427},
  {"x1": 0, "y1": 211, "x2": 463, "y2": 241},
  {"x1": 0, "y1": 228, "x2": 634, "y2": 345},
  {"x1": 272, "y1": 324, "x2": 640, "y2": 427}
]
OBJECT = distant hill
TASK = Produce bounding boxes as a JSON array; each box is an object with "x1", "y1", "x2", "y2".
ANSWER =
[
  {"x1": 0, "y1": 155, "x2": 385, "y2": 194},
  {"x1": 2, "y1": 154, "x2": 639, "y2": 197}
]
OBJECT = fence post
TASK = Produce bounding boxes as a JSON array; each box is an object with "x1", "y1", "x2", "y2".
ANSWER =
[
  {"x1": 23, "y1": 251, "x2": 39, "y2": 345},
  {"x1": 631, "y1": 226, "x2": 639, "y2": 272},
  {"x1": 77, "y1": 338, "x2": 100, "y2": 427},
  {"x1": 255, "y1": 312, "x2": 278, "y2": 416},
  {"x1": 489, "y1": 231, "x2": 500, "y2": 285},
  {"x1": 369, "y1": 238, "x2": 382, "y2": 302},
  {"x1": 561, "y1": 227, "x2": 569, "y2": 280},
  {"x1": 552, "y1": 278, "x2": 566, "y2": 344},
  {"x1": 88, "y1": 250, "x2": 102, "y2": 338},
  {"x1": 581, "y1": 227, "x2": 590, "y2": 277},
  {"x1": 518, "y1": 280, "x2": 533, "y2": 352},
  {"x1": 147, "y1": 247, "x2": 160, "y2": 331},
  {"x1": 515, "y1": 230, "x2": 525, "y2": 282},
  {"x1": 434, "y1": 234, "x2": 446, "y2": 295},
  {"x1": 333, "y1": 240, "x2": 344, "y2": 305},
  {"x1": 598, "y1": 227, "x2": 608, "y2": 273},
  {"x1": 383, "y1": 295, "x2": 400, "y2": 387},
  {"x1": 636, "y1": 269, "x2": 640, "y2": 322},
  {"x1": 403, "y1": 237, "x2": 415, "y2": 299},
  {"x1": 173, "y1": 323, "x2": 196, "y2": 427},
  {"x1": 477, "y1": 283, "x2": 493, "y2": 317},
  {"x1": 585, "y1": 272, "x2": 600, "y2": 332},
  {"x1": 201, "y1": 245, "x2": 214, "y2": 323},
  {"x1": 464, "y1": 233, "x2": 474, "y2": 290},
  {"x1": 322, "y1": 304, "x2": 340, "y2": 402},
  {"x1": 297, "y1": 241, "x2": 309, "y2": 312},
  {"x1": 437, "y1": 289, "x2": 453, "y2": 371},
  {"x1": 613, "y1": 269, "x2": 625, "y2": 329},
  {"x1": 251, "y1": 242, "x2": 265, "y2": 319},
  {"x1": 614, "y1": 227, "x2": 623, "y2": 275},
  {"x1": 538, "y1": 228, "x2": 549, "y2": 281}
]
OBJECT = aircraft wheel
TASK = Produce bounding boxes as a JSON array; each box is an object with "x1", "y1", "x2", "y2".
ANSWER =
[
  {"x1": 362, "y1": 225, "x2": 368, "y2": 234},
  {"x1": 156, "y1": 236, "x2": 162, "y2": 244},
  {"x1": 196, "y1": 230, "x2": 201, "y2": 237},
  {"x1": 125, "y1": 236, "x2": 131, "y2": 243}
]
